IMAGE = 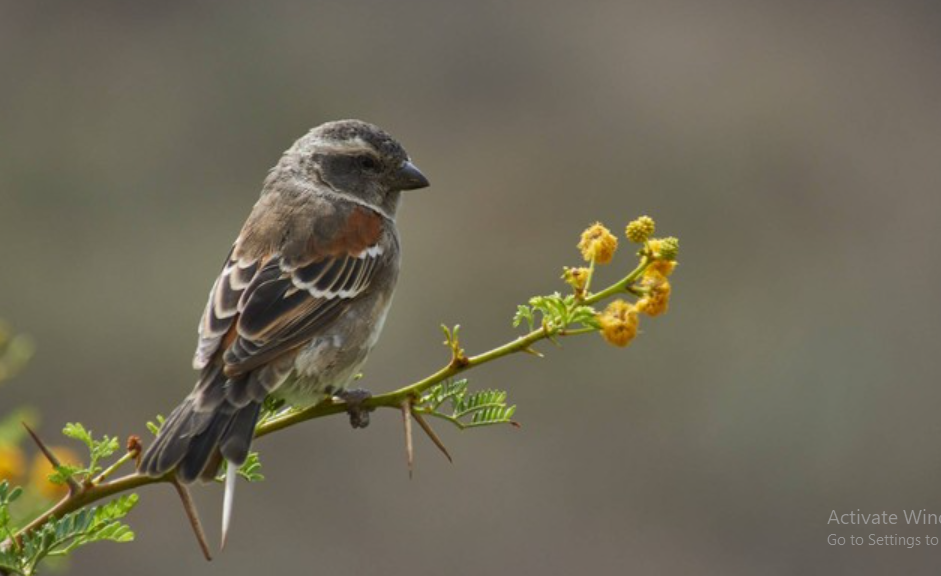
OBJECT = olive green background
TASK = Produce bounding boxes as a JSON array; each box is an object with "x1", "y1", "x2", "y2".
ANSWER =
[{"x1": 2, "y1": 1, "x2": 940, "y2": 574}]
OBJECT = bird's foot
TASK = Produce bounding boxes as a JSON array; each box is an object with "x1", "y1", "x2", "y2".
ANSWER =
[{"x1": 335, "y1": 388, "x2": 373, "y2": 429}]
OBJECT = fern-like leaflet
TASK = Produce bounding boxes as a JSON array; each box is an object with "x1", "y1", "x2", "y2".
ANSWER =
[
  {"x1": 415, "y1": 379, "x2": 517, "y2": 429},
  {"x1": 0, "y1": 487, "x2": 137, "y2": 576}
]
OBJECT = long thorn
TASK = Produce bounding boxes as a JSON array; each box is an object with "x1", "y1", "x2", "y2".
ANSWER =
[
  {"x1": 522, "y1": 346, "x2": 544, "y2": 358},
  {"x1": 172, "y1": 478, "x2": 212, "y2": 561},
  {"x1": 401, "y1": 400, "x2": 414, "y2": 479},
  {"x1": 411, "y1": 411, "x2": 453, "y2": 463},
  {"x1": 22, "y1": 423, "x2": 81, "y2": 495}
]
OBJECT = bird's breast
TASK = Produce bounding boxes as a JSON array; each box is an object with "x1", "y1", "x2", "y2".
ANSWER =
[{"x1": 275, "y1": 289, "x2": 394, "y2": 406}]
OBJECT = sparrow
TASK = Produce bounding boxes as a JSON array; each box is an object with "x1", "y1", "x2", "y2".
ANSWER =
[{"x1": 139, "y1": 119, "x2": 429, "y2": 542}]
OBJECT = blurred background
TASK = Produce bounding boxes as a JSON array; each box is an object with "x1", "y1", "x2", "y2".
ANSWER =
[{"x1": 1, "y1": 1, "x2": 940, "y2": 574}]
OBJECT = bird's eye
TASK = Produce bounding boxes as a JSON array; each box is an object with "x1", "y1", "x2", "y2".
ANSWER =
[{"x1": 357, "y1": 155, "x2": 379, "y2": 171}]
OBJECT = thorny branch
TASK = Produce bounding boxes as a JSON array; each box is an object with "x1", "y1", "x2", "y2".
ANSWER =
[{"x1": 2, "y1": 217, "x2": 678, "y2": 564}]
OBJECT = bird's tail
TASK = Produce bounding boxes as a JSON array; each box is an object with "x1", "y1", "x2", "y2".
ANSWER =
[
  {"x1": 140, "y1": 364, "x2": 270, "y2": 546},
  {"x1": 140, "y1": 360, "x2": 262, "y2": 479},
  {"x1": 140, "y1": 383, "x2": 261, "y2": 483},
  {"x1": 140, "y1": 365, "x2": 262, "y2": 546},
  {"x1": 140, "y1": 399, "x2": 261, "y2": 483}
]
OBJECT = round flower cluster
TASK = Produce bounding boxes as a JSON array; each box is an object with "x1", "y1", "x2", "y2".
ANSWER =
[
  {"x1": 567, "y1": 217, "x2": 679, "y2": 348},
  {"x1": 598, "y1": 300, "x2": 639, "y2": 347},
  {"x1": 578, "y1": 223, "x2": 618, "y2": 264}
]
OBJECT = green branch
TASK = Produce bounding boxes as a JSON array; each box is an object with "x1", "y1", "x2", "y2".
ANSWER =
[
  {"x1": 1, "y1": 216, "x2": 680, "y2": 573},
  {"x1": 256, "y1": 255, "x2": 650, "y2": 435},
  {"x1": 7, "y1": 256, "x2": 647, "y2": 550}
]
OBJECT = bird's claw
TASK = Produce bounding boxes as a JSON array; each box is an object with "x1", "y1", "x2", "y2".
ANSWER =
[{"x1": 336, "y1": 388, "x2": 373, "y2": 429}]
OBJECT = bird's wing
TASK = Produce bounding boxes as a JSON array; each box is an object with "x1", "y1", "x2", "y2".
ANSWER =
[
  {"x1": 189, "y1": 203, "x2": 388, "y2": 547},
  {"x1": 193, "y1": 204, "x2": 388, "y2": 387}
]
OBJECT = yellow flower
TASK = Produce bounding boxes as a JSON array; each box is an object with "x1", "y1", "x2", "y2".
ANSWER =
[
  {"x1": 578, "y1": 222, "x2": 618, "y2": 264},
  {"x1": 0, "y1": 443, "x2": 26, "y2": 485},
  {"x1": 637, "y1": 285, "x2": 671, "y2": 317},
  {"x1": 29, "y1": 446, "x2": 81, "y2": 500},
  {"x1": 646, "y1": 259, "x2": 677, "y2": 278},
  {"x1": 598, "y1": 300, "x2": 639, "y2": 347},
  {"x1": 637, "y1": 272, "x2": 672, "y2": 317},
  {"x1": 625, "y1": 216, "x2": 656, "y2": 243},
  {"x1": 562, "y1": 266, "x2": 590, "y2": 294}
]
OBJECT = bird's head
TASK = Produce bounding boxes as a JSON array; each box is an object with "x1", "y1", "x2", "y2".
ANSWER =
[{"x1": 277, "y1": 119, "x2": 429, "y2": 216}]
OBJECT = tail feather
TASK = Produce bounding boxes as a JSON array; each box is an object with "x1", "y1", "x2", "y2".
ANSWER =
[
  {"x1": 140, "y1": 361, "x2": 263, "y2": 482},
  {"x1": 222, "y1": 464, "x2": 238, "y2": 549},
  {"x1": 138, "y1": 359, "x2": 275, "y2": 547},
  {"x1": 139, "y1": 398, "x2": 199, "y2": 476},
  {"x1": 220, "y1": 402, "x2": 262, "y2": 464},
  {"x1": 141, "y1": 400, "x2": 261, "y2": 481},
  {"x1": 177, "y1": 408, "x2": 234, "y2": 482}
]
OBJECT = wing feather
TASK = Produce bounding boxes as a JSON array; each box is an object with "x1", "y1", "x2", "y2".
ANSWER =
[{"x1": 192, "y1": 205, "x2": 388, "y2": 383}]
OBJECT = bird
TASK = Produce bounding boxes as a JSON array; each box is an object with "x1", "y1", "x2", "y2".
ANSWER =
[{"x1": 138, "y1": 119, "x2": 429, "y2": 545}]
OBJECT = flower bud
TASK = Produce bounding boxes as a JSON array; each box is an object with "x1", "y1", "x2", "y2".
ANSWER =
[
  {"x1": 625, "y1": 216, "x2": 656, "y2": 243},
  {"x1": 562, "y1": 266, "x2": 590, "y2": 294}
]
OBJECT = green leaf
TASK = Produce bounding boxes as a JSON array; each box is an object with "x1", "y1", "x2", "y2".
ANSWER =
[
  {"x1": 419, "y1": 379, "x2": 469, "y2": 412},
  {"x1": 48, "y1": 464, "x2": 81, "y2": 486},
  {"x1": 524, "y1": 291, "x2": 602, "y2": 332},
  {"x1": 12, "y1": 494, "x2": 139, "y2": 573},
  {"x1": 570, "y1": 304, "x2": 600, "y2": 329},
  {"x1": 61, "y1": 422, "x2": 119, "y2": 481},
  {"x1": 145, "y1": 414, "x2": 166, "y2": 436},
  {"x1": 62, "y1": 423, "x2": 94, "y2": 449},
  {"x1": 415, "y1": 379, "x2": 517, "y2": 430},
  {"x1": 262, "y1": 396, "x2": 286, "y2": 415},
  {"x1": 529, "y1": 293, "x2": 570, "y2": 327},
  {"x1": 257, "y1": 399, "x2": 294, "y2": 429},
  {"x1": 238, "y1": 452, "x2": 265, "y2": 482},
  {"x1": 215, "y1": 452, "x2": 265, "y2": 484},
  {"x1": 512, "y1": 305, "x2": 535, "y2": 330},
  {"x1": 1, "y1": 481, "x2": 136, "y2": 573},
  {"x1": 93, "y1": 437, "x2": 119, "y2": 461}
]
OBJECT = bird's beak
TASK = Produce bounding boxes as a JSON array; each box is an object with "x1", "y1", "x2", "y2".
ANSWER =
[{"x1": 394, "y1": 160, "x2": 430, "y2": 190}]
